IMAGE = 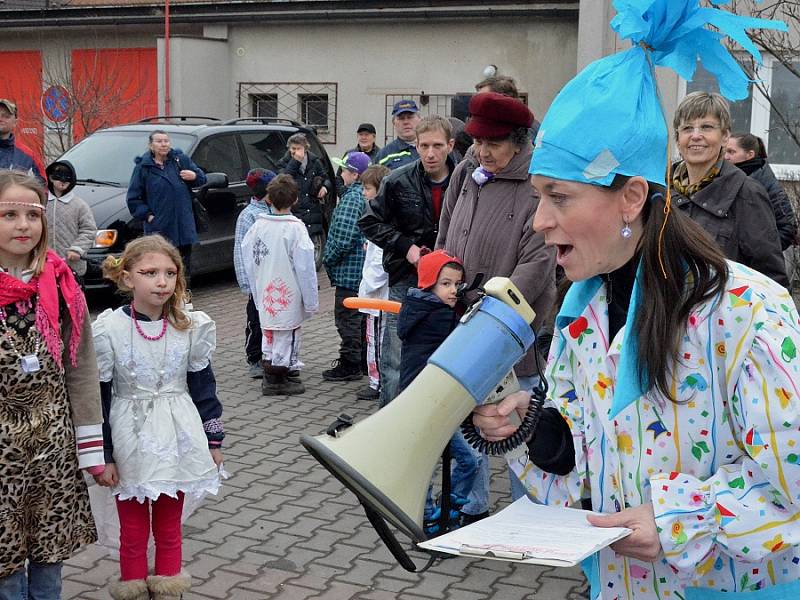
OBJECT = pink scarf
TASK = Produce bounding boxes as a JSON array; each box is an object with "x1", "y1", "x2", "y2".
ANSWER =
[{"x1": 0, "y1": 250, "x2": 86, "y2": 368}]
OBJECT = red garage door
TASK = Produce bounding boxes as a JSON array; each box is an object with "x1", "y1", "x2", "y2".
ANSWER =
[
  {"x1": 0, "y1": 51, "x2": 44, "y2": 169},
  {"x1": 71, "y1": 47, "x2": 157, "y2": 141}
]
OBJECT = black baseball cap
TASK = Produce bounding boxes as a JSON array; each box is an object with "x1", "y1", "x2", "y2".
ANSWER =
[{"x1": 357, "y1": 123, "x2": 376, "y2": 134}]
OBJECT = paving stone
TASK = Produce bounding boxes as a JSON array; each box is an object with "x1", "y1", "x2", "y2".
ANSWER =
[
  {"x1": 69, "y1": 276, "x2": 588, "y2": 600},
  {"x1": 307, "y1": 580, "x2": 369, "y2": 599},
  {"x1": 191, "y1": 569, "x2": 252, "y2": 598}
]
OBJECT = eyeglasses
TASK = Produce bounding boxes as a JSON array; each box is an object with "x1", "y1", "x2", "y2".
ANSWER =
[{"x1": 678, "y1": 123, "x2": 721, "y2": 136}]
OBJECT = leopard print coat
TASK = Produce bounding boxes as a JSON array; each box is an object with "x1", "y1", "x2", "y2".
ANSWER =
[{"x1": 0, "y1": 298, "x2": 97, "y2": 578}]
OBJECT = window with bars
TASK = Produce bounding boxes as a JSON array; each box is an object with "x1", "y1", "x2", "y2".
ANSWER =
[
  {"x1": 238, "y1": 82, "x2": 338, "y2": 144},
  {"x1": 299, "y1": 94, "x2": 329, "y2": 130},
  {"x1": 251, "y1": 93, "x2": 278, "y2": 119}
]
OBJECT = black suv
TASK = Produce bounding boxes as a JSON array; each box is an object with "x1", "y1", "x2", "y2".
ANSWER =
[{"x1": 57, "y1": 117, "x2": 337, "y2": 289}]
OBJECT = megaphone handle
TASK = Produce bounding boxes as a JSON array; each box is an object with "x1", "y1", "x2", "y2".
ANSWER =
[{"x1": 361, "y1": 504, "x2": 436, "y2": 573}]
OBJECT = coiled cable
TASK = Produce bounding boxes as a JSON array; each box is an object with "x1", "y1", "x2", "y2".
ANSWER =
[{"x1": 461, "y1": 333, "x2": 549, "y2": 455}]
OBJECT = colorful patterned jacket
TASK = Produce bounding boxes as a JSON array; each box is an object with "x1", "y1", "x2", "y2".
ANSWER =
[{"x1": 509, "y1": 261, "x2": 800, "y2": 599}]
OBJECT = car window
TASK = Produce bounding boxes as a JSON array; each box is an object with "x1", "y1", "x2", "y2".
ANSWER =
[
  {"x1": 58, "y1": 131, "x2": 196, "y2": 186},
  {"x1": 192, "y1": 134, "x2": 246, "y2": 183},
  {"x1": 240, "y1": 131, "x2": 288, "y2": 171}
]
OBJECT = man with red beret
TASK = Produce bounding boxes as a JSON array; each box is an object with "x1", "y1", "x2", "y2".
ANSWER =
[{"x1": 359, "y1": 114, "x2": 457, "y2": 407}]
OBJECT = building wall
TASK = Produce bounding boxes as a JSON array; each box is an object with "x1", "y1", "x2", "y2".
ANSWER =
[
  {"x1": 223, "y1": 19, "x2": 578, "y2": 156},
  {"x1": 157, "y1": 36, "x2": 230, "y2": 121}
]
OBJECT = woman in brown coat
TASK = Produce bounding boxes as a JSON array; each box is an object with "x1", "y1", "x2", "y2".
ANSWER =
[{"x1": 436, "y1": 91, "x2": 556, "y2": 521}]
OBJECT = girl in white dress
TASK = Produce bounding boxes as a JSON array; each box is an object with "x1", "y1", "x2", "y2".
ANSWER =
[{"x1": 92, "y1": 235, "x2": 224, "y2": 600}]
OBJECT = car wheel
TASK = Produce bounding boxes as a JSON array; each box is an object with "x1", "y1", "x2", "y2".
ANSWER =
[{"x1": 313, "y1": 232, "x2": 325, "y2": 271}]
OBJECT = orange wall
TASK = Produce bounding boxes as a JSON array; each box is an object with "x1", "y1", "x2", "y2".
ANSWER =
[
  {"x1": 71, "y1": 47, "x2": 157, "y2": 140},
  {"x1": 0, "y1": 51, "x2": 44, "y2": 164}
]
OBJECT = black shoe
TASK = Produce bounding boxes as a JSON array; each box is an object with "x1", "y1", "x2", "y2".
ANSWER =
[
  {"x1": 457, "y1": 511, "x2": 490, "y2": 527},
  {"x1": 322, "y1": 359, "x2": 363, "y2": 381},
  {"x1": 287, "y1": 369, "x2": 302, "y2": 383},
  {"x1": 356, "y1": 385, "x2": 380, "y2": 401}
]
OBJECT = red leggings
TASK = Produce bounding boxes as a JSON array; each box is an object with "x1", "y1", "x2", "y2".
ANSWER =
[{"x1": 116, "y1": 493, "x2": 184, "y2": 581}]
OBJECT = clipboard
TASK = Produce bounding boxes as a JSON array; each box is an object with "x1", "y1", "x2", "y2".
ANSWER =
[{"x1": 417, "y1": 497, "x2": 631, "y2": 567}]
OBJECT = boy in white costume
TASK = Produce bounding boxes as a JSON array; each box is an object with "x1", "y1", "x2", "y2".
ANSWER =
[{"x1": 242, "y1": 174, "x2": 319, "y2": 395}]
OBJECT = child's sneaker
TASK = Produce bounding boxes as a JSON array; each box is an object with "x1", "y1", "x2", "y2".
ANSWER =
[
  {"x1": 322, "y1": 358, "x2": 362, "y2": 381},
  {"x1": 356, "y1": 385, "x2": 380, "y2": 401},
  {"x1": 248, "y1": 363, "x2": 264, "y2": 378}
]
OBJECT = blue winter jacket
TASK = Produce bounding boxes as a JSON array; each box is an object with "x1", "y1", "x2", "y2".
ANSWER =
[
  {"x1": 0, "y1": 134, "x2": 43, "y2": 180},
  {"x1": 127, "y1": 149, "x2": 206, "y2": 247},
  {"x1": 397, "y1": 288, "x2": 459, "y2": 392}
]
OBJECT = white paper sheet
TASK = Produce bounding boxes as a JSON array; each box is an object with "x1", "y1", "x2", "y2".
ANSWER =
[{"x1": 418, "y1": 497, "x2": 631, "y2": 567}]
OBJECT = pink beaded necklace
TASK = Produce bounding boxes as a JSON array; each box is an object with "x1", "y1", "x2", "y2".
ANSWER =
[{"x1": 130, "y1": 301, "x2": 168, "y2": 341}]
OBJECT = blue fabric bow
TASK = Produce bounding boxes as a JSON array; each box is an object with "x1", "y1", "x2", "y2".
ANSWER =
[{"x1": 555, "y1": 262, "x2": 647, "y2": 419}]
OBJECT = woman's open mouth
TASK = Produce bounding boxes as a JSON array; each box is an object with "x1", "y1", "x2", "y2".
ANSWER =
[{"x1": 556, "y1": 244, "x2": 573, "y2": 264}]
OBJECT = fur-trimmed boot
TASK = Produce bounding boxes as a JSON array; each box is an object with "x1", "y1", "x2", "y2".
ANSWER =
[
  {"x1": 109, "y1": 578, "x2": 150, "y2": 600},
  {"x1": 147, "y1": 571, "x2": 192, "y2": 600}
]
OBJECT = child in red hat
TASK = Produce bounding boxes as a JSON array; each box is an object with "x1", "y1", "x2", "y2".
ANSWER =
[{"x1": 396, "y1": 249, "x2": 477, "y2": 534}]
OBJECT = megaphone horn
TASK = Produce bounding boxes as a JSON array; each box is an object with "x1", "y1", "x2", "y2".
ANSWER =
[{"x1": 300, "y1": 278, "x2": 537, "y2": 563}]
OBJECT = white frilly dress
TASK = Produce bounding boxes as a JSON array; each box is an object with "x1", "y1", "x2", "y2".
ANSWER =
[{"x1": 93, "y1": 307, "x2": 222, "y2": 503}]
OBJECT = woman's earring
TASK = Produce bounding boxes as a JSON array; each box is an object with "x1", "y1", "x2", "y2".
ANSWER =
[{"x1": 621, "y1": 219, "x2": 632, "y2": 239}]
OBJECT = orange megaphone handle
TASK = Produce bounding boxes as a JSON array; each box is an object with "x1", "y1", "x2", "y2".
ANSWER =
[{"x1": 342, "y1": 297, "x2": 402, "y2": 314}]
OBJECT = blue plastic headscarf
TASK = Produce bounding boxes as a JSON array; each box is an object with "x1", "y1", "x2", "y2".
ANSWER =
[{"x1": 529, "y1": 0, "x2": 787, "y2": 187}]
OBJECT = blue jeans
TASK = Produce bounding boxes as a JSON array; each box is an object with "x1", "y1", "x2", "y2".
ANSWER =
[
  {"x1": 378, "y1": 279, "x2": 413, "y2": 408},
  {"x1": 424, "y1": 430, "x2": 479, "y2": 519},
  {"x1": 0, "y1": 562, "x2": 63, "y2": 600}
]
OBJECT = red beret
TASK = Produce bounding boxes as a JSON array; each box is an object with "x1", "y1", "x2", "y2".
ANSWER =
[{"x1": 465, "y1": 92, "x2": 534, "y2": 139}]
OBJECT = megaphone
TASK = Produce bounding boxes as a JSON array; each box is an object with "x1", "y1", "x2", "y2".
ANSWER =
[{"x1": 300, "y1": 277, "x2": 540, "y2": 567}]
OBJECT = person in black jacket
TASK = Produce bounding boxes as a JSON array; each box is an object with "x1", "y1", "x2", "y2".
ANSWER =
[
  {"x1": 278, "y1": 133, "x2": 332, "y2": 241},
  {"x1": 359, "y1": 115, "x2": 456, "y2": 407},
  {"x1": 335, "y1": 123, "x2": 381, "y2": 197},
  {"x1": 726, "y1": 132, "x2": 796, "y2": 250},
  {"x1": 396, "y1": 250, "x2": 477, "y2": 533}
]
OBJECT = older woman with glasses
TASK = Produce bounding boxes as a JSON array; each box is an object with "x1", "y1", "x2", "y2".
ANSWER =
[{"x1": 670, "y1": 92, "x2": 788, "y2": 287}]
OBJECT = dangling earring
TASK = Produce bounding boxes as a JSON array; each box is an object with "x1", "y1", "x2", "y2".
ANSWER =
[{"x1": 621, "y1": 218, "x2": 632, "y2": 239}]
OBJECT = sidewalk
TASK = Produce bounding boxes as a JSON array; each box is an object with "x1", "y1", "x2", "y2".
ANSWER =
[{"x1": 67, "y1": 273, "x2": 588, "y2": 600}]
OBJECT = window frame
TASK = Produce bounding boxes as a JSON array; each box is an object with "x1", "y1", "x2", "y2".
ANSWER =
[
  {"x1": 298, "y1": 93, "x2": 330, "y2": 132},
  {"x1": 251, "y1": 93, "x2": 279, "y2": 119}
]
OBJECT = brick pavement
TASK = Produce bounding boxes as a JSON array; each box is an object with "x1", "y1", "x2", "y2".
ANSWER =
[{"x1": 68, "y1": 273, "x2": 588, "y2": 600}]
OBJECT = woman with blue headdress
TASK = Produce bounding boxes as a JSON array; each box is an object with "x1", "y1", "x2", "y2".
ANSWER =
[{"x1": 473, "y1": 1, "x2": 800, "y2": 598}]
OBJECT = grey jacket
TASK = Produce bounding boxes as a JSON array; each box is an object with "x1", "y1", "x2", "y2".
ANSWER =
[
  {"x1": 436, "y1": 144, "x2": 556, "y2": 376},
  {"x1": 672, "y1": 159, "x2": 789, "y2": 288},
  {"x1": 45, "y1": 192, "x2": 97, "y2": 277}
]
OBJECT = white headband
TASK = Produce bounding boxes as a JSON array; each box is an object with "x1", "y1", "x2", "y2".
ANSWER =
[{"x1": 0, "y1": 201, "x2": 44, "y2": 210}]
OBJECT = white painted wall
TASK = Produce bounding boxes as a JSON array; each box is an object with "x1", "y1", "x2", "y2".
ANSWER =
[{"x1": 157, "y1": 36, "x2": 231, "y2": 119}]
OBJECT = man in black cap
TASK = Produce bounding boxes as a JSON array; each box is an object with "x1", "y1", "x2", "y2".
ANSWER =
[
  {"x1": 375, "y1": 100, "x2": 421, "y2": 170},
  {"x1": 335, "y1": 123, "x2": 381, "y2": 196}
]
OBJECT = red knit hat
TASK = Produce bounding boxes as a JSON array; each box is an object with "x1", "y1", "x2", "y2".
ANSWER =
[
  {"x1": 417, "y1": 249, "x2": 464, "y2": 290},
  {"x1": 465, "y1": 92, "x2": 534, "y2": 139}
]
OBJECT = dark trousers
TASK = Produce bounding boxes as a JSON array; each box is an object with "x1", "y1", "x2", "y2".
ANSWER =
[
  {"x1": 334, "y1": 287, "x2": 363, "y2": 364},
  {"x1": 245, "y1": 294, "x2": 263, "y2": 365},
  {"x1": 178, "y1": 244, "x2": 192, "y2": 286}
]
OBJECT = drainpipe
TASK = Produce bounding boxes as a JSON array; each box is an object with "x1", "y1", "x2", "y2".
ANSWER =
[{"x1": 164, "y1": 0, "x2": 171, "y2": 116}]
